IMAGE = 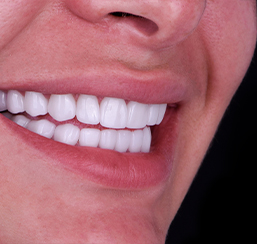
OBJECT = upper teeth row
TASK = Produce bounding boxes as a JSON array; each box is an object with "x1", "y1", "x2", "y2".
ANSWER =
[{"x1": 0, "y1": 90, "x2": 167, "y2": 129}]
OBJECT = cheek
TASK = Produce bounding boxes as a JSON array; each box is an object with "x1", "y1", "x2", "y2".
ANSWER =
[
  {"x1": 0, "y1": 0, "x2": 45, "y2": 51},
  {"x1": 198, "y1": 0, "x2": 257, "y2": 106}
]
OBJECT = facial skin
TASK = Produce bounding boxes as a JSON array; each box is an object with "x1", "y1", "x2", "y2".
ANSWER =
[{"x1": 0, "y1": 0, "x2": 256, "y2": 243}]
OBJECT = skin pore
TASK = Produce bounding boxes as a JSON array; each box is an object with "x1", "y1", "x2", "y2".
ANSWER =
[{"x1": 0, "y1": 0, "x2": 256, "y2": 243}]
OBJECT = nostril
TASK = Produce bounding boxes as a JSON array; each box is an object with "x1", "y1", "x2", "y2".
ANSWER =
[
  {"x1": 109, "y1": 12, "x2": 158, "y2": 36},
  {"x1": 110, "y1": 12, "x2": 132, "y2": 17}
]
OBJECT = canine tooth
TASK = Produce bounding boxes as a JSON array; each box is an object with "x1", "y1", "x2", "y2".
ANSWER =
[
  {"x1": 79, "y1": 128, "x2": 100, "y2": 147},
  {"x1": 100, "y1": 97, "x2": 127, "y2": 129},
  {"x1": 126, "y1": 101, "x2": 148, "y2": 129},
  {"x1": 99, "y1": 129, "x2": 117, "y2": 150},
  {"x1": 6, "y1": 90, "x2": 25, "y2": 114},
  {"x1": 54, "y1": 124, "x2": 80, "y2": 146},
  {"x1": 12, "y1": 115, "x2": 30, "y2": 128},
  {"x1": 115, "y1": 130, "x2": 132, "y2": 153},
  {"x1": 27, "y1": 119, "x2": 56, "y2": 139},
  {"x1": 156, "y1": 104, "x2": 167, "y2": 125},
  {"x1": 146, "y1": 104, "x2": 159, "y2": 126},
  {"x1": 141, "y1": 127, "x2": 151, "y2": 153},
  {"x1": 48, "y1": 94, "x2": 76, "y2": 122},
  {"x1": 24, "y1": 91, "x2": 48, "y2": 116},
  {"x1": 0, "y1": 90, "x2": 7, "y2": 111},
  {"x1": 129, "y1": 130, "x2": 143, "y2": 153},
  {"x1": 76, "y1": 95, "x2": 100, "y2": 125}
]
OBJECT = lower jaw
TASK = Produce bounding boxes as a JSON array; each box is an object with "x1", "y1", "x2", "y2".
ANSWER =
[{"x1": 0, "y1": 108, "x2": 178, "y2": 190}]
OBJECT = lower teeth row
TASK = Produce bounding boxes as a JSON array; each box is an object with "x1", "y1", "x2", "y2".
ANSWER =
[{"x1": 2, "y1": 113, "x2": 151, "y2": 153}]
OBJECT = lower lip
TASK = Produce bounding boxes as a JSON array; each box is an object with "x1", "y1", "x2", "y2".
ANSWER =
[{"x1": 0, "y1": 109, "x2": 178, "y2": 189}]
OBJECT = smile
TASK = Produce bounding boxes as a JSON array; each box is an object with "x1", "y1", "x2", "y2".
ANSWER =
[
  {"x1": 0, "y1": 75, "x2": 182, "y2": 190},
  {"x1": 0, "y1": 90, "x2": 167, "y2": 153}
]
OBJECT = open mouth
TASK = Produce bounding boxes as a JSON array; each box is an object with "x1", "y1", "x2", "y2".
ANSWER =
[
  {"x1": 0, "y1": 90, "x2": 168, "y2": 153},
  {"x1": 0, "y1": 86, "x2": 179, "y2": 189}
]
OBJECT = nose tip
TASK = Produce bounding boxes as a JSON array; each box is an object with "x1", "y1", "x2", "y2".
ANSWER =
[{"x1": 65, "y1": 0, "x2": 206, "y2": 48}]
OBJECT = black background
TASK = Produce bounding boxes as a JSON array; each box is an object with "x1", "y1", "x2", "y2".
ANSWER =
[{"x1": 166, "y1": 48, "x2": 257, "y2": 244}]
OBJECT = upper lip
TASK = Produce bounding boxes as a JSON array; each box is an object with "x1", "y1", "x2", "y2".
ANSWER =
[{"x1": 0, "y1": 67, "x2": 189, "y2": 105}]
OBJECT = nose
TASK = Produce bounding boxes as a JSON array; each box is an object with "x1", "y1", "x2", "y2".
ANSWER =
[{"x1": 65, "y1": 0, "x2": 206, "y2": 48}]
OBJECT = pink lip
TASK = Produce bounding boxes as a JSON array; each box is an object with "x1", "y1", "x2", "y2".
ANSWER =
[
  {"x1": 0, "y1": 67, "x2": 188, "y2": 104},
  {"x1": 0, "y1": 71, "x2": 186, "y2": 189}
]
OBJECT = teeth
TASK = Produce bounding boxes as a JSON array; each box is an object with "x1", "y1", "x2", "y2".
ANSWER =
[
  {"x1": 141, "y1": 127, "x2": 151, "y2": 153},
  {"x1": 126, "y1": 101, "x2": 148, "y2": 129},
  {"x1": 146, "y1": 104, "x2": 159, "y2": 126},
  {"x1": 76, "y1": 95, "x2": 100, "y2": 124},
  {"x1": 99, "y1": 129, "x2": 118, "y2": 150},
  {"x1": 25, "y1": 91, "x2": 48, "y2": 117},
  {"x1": 156, "y1": 104, "x2": 167, "y2": 125},
  {"x1": 2, "y1": 90, "x2": 167, "y2": 129},
  {"x1": 54, "y1": 124, "x2": 80, "y2": 146},
  {"x1": 12, "y1": 115, "x2": 31, "y2": 128},
  {"x1": 0, "y1": 90, "x2": 7, "y2": 112},
  {"x1": 48, "y1": 94, "x2": 76, "y2": 122},
  {"x1": 129, "y1": 130, "x2": 144, "y2": 153},
  {"x1": 115, "y1": 130, "x2": 132, "y2": 153},
  {"x1": 6, "y1": 90, "x2": 25, "y2": 114},
  {"x1": 27, "y1": 119, "x2": 56, "y2": 139},
  {"x1": 1, "y1": 89, "x2": 169, "y2": 153},
  {"x1": 100, "y1": 97, "x2": 127, "y2": 129},
  {"x1": 79, "y1": 128, "x2": 101, "y2": 147}
]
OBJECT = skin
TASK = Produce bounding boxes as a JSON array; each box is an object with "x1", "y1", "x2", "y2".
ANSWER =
[{"x1": 0, "y1": 0, "x2": 256, "y2": 243}]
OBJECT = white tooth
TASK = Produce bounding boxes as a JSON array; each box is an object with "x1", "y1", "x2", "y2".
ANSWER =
[
  {"x1": 115, "y1": 130, "x2": 132, "y2": 153},
  {"x1": 126, "y1": 101, "x2": 148, "y2": 129},
  {"x1": 6, "y1": 90, "x2": 25, "y2": 114},
  {"x1": 100, "y1": 97, "x2": 127, "y2": 129},
  {"x1": 156, "y1": 104, "x2": 167, "y2": 125},
  {"x1": 27, "y1": 119, "x2": 56, "y2": 139},
  {"x1": 0, "y1": 90, "x2": 7, "y2": 111},
  {"x1": 76, "y1": 95, "x2": 100, "y2": 125},
  {"x1": 54, "y1": 124, "x2": 80, "y2": 145},
  {"x1": 48, "y1": 94, "x2": 76, "y2": 122},
  {"x1": 24, "y1": 91, "x2": 48, "y2": 117},
  {"x1": 146, "y1": 104, "x2": 159, "y2": 126},
  {"x1": 99, "y1": 129, "x2": 117, "y2": 150},
  {"x1": 141, "y1": 127, "x2": 151, "y2": 153},
  {"x1": 12, "y1": 115, "x2": 30, "y2": 128},
  {"x1": 79, "y1": 128, "x2": 100, "y2": 147},
  {"x1": 129, "y1": 130, "x2": 143, "y2": 153}
]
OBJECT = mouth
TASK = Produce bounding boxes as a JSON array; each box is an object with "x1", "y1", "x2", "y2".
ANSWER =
[{"x1": 0, "y1": 84, "x2": 181, "y2": 189}]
